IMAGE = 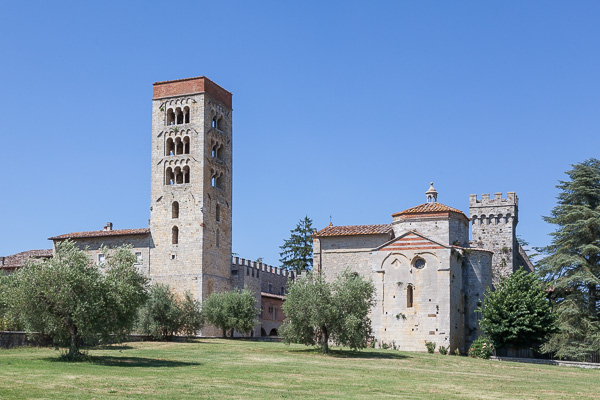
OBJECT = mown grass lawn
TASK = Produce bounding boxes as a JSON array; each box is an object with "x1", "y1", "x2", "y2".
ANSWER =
[{"x1": 0, "y1": 339, "x2": 598, "y2": 399}]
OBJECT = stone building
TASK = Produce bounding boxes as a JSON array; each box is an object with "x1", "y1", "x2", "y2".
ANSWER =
[
  {"x1": 313, "y1": 183, "x2": 532, "y2": 353},
  {"x1": 0, "y1": 76, "x2": 293, "y2": 337}
]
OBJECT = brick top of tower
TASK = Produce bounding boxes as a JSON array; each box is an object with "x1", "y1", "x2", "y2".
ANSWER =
[{"x1": 153, "y1": 76, "x2": 232, "y2": 108}]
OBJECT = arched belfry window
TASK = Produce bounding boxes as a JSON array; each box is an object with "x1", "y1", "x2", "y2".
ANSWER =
[
  {"x1": 407, "y1": 285, "x2": 414, "y2": 308},
  {"x1": 172, "y1": 226, "x2": 179, "y2": 245},
  {"x1": 175, "y1": 167, "x2": 183, "y2": 184},
  {"x1": 172, "y1": 202, "x2": 179, "y2": 219},
  {"x1": 166, "y1": 138, "x2": 175, "y2": 156},
  {"x1": 183, "y1": 166, "x2": 190, "y2": 184},
  {"x1": 175, "y1": 137, "x2": 183, "y2": 155},
  {"x1": 212, "y1": 116, "x2": 218, "y2": 129},
  {"x1": 183, "y1": 136, "x2": 190, "y2": 154},
  {"x1": 167, "y1": 108, "x2": 175, "y2": 125},
  {"x1": 166, "y1": 167, "x2": 174, "y2": 185},
  {"x1": 176, "y1": 107, "x2": 183, "y2": 124},
  {"x1": 184, "y1": 106, "x2": 190, "y2": 124}
]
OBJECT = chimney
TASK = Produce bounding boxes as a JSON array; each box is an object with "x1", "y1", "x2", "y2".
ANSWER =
[{"x1": 104, "y1": 222, "x2": 113, "y2": 231}]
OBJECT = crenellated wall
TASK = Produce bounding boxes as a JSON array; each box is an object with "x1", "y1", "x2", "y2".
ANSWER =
[{"x1": 469, "y1": 192, "x2": 524, "y2": 283}]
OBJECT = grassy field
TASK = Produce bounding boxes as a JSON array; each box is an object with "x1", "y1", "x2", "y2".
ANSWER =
[{"x1": 0, "y1": 339, "x2": 598, "y2": 399}]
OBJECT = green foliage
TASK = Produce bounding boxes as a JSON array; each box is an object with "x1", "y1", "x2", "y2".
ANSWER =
[
  {"x1": 468, "y1": 337, "x2": 494, "y2": 359},
  {"x1": 478, "y1": 268, "x2": 555, "y2": 349},
  {"x1": 279, "y1": 216, "x2": 314, "y2": 273},
  {"x1": 137, "y1": 284, "x2": 202, "y2": 340},
  {"x1": 280, "y1": 269, "x2": 375, "y2": 353},
  {"x1": 438, "y1": 345, "x2": 448, "y2": 355},
  {"x1": 537, "y1": 158, "x2": 600, "y2": 359},
  {"x1": 179, "y1": 292, "x2": 204, "y2": 337},
  {"x1": 202, "y1": 288, "x2": 258, "y2": 337},
  {"x1": 1, "y1": 241, "x2": 148, "y2": 358},
  {"x1": 424, "y1": 341, "x2": 436, "y2": 354}
]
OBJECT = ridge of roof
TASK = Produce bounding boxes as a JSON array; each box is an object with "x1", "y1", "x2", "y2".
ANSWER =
[
  {"x1": 49, "y1": 228, "x2": 150, "y2": 240},
  {"x1": 0, "y1": 249, "x2": 53, "y2": 268},
  {"x1": 315, "y1": 224, "x2": 392, "y2": 237},
  {"x1": 392, "y1": 202, "x2": 467, "y2": 218}
]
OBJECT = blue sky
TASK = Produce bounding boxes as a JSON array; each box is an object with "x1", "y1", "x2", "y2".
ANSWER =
[{"x1": 1, "y1": 1, "x2": 599, "y2": 266}]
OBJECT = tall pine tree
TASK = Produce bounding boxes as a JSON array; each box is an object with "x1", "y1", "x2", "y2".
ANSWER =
[
  {"x1": 538, "y1": 158, "x2": 600, "y2": 359},
  {"x1": 279, "y1": 216, "x2": 314, "y2": 273}
]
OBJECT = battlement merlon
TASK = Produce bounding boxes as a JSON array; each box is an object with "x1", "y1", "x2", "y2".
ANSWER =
[
  {"x1": 152, "y1": 76, "x2": 232, "y2": 108},
  {"x1": 231, "y1": 257, "x2": 296, "y2": 280},
  {"x1": 469, "y1": 192, "x2": 518, "y2": 207}
]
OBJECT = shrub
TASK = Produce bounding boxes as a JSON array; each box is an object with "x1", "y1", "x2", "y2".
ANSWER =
[
  {"x1": 468, "y1": 337, "x2": 494, "y2": 359},
  {"x1": 438, "y1": 345, "x2": 448, "y2": 355},
  {"x1": 425, "y1": 341, "x2": 436, "y2": 354}
]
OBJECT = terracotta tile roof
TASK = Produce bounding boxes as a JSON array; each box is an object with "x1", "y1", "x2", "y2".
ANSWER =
[
  {"x1": 315, "y1": 224, "x2": 393, "y2": 237},
  {"x1": 261, "y1": 292, "x2": 286, "y2": 300},
  {"x1": 0, "y1": 249, "x2": 53, "y2": 269},
  {"x1": 392, "y1": 202, "x2": 467, "y2": 218},
  {"x1": 49, "y1": 228, "x2": 151, "y2": 240}
]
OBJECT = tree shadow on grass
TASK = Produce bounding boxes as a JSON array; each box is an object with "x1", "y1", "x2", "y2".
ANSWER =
[
  {"x1": 45, "y1": 356, "x2": 201, "y2": 367},
  {"x1": 289, "y1": 348, "x2": 411, "y2": 360},
  {"x1": 94, "y1": 345, "x2": 135, "y2": 350}
]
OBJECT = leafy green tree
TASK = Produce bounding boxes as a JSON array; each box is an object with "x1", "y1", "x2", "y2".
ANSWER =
[
  {"x1": 202, "y1": 288, "x2": 258, "y2": 337},
  {"x1": 1, "y1": 241, "x2": 148, "y2": 359},
  {"x1": 179, "y1": 292, "x2": 204, "y2": 337},
  {"x1": 478, "y1": 268, "x2": 555, "y2": 349},
  {"x1": 280, "y1": 269, "x2": 375, "y2": 353},
  {"x1": 279, "y1": 216, "x2": 314, "y2": 273},
  {"x1": 137, "y1": 285, "x2": 203, "y2": 339},
  {"x1": 537, "y1": 158, "x2": 600, "y2": 359}
]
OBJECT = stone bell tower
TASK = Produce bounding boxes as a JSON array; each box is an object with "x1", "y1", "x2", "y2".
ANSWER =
[{"x1": 149, "y1": 76, "x2": 233, "y2": 309}]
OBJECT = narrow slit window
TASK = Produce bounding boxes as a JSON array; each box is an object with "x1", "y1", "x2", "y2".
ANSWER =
[
  {"x1": 407, "y1": 286, "x2": 414, "y2": 308},
  {"x1": 216, "y1": 204, "x2": 220, "y2": 222},
  {"x1": 172, "y1": 226, "x2": 179, "y2": 245},
  {"x1": 172, "y1": 201, "x2": 179, "y2": 219}
]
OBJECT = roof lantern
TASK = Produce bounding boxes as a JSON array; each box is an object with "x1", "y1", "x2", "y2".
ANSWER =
[{"x1": 426, "y1": 182, "x2": 438, "y2": 203}]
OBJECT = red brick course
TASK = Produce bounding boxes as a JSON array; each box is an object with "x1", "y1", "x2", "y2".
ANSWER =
[{"x1": 152, "y1": 76, "x2": 232, "y2": 108}]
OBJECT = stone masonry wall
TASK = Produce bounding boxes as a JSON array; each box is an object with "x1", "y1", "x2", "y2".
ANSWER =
[
  {"x1": 54, "y1": 234, "x2": 152, "y2": 277},
  {"x1": 469, "y1": 192, "x2": 519, "y2": 283},
  {"x1": 230, "y1": 257, "x2": 296, "y2": 337}
]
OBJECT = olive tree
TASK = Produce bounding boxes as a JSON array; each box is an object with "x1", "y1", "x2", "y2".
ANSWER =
[
  {"x1": 136, "y1": 284, "x2": 204, "y2": 340},
  {"x1": 202, "y1": 288, "x2": 258, "y2": 337},
  {"x1": 280, "y1": 269, "x2": 375, "y2": 353},
  {"x1": 1, "y1": 241, "x2": 148, "y2": 359}
]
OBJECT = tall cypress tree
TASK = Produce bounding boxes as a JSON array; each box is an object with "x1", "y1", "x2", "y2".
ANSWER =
[
  {"x1": 279, "y1": 216, "x2": 314, "y2": 273},
  {"x1": 538, "y1": 158, "x2": 600, "y2": 359}
]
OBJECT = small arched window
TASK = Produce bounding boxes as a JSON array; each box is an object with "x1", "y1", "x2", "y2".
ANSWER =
[
  {"x1": 176, "y1": 107, "x2": 183, "y2": 124},
  {"x1": 175, "y1": 167, "x2": 183, "y2": 184},
  {"x1": 167, "y1": 108, "x2": 175, "y2": 125},
  {"x1": 183, "y1": 166, "x2": 190, "y2": 184},
  {"x1": 183, "y1": 136, "x2": 190, "y2": 154},
  {"x1": 216, "y1": 203, "x2": 220, "y2": 222},
  {"x1": 212, "y1": 116, "x2": 218, "y2": 129},
  {"x1": 172, "y1": 202, "x2": 179, "y2": 219},
  {"x1": 184, "y1": 106, "x2": 190, "y2": 124},
  {"x1": 166, "y1": 138, "x2": 175, "y2": 156},
  {"x1": 407, "y1": 285, "x2": 414, "y2": 308},
  {"x1": 165, "y1": 167, "x2": 174, "y2": 185},
  {"x1": 172, "y1": 226, "x2": 179, "y2": 245},
  {"x1": 175, "y1": 137, "x2": 183, "y2": 155}
]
